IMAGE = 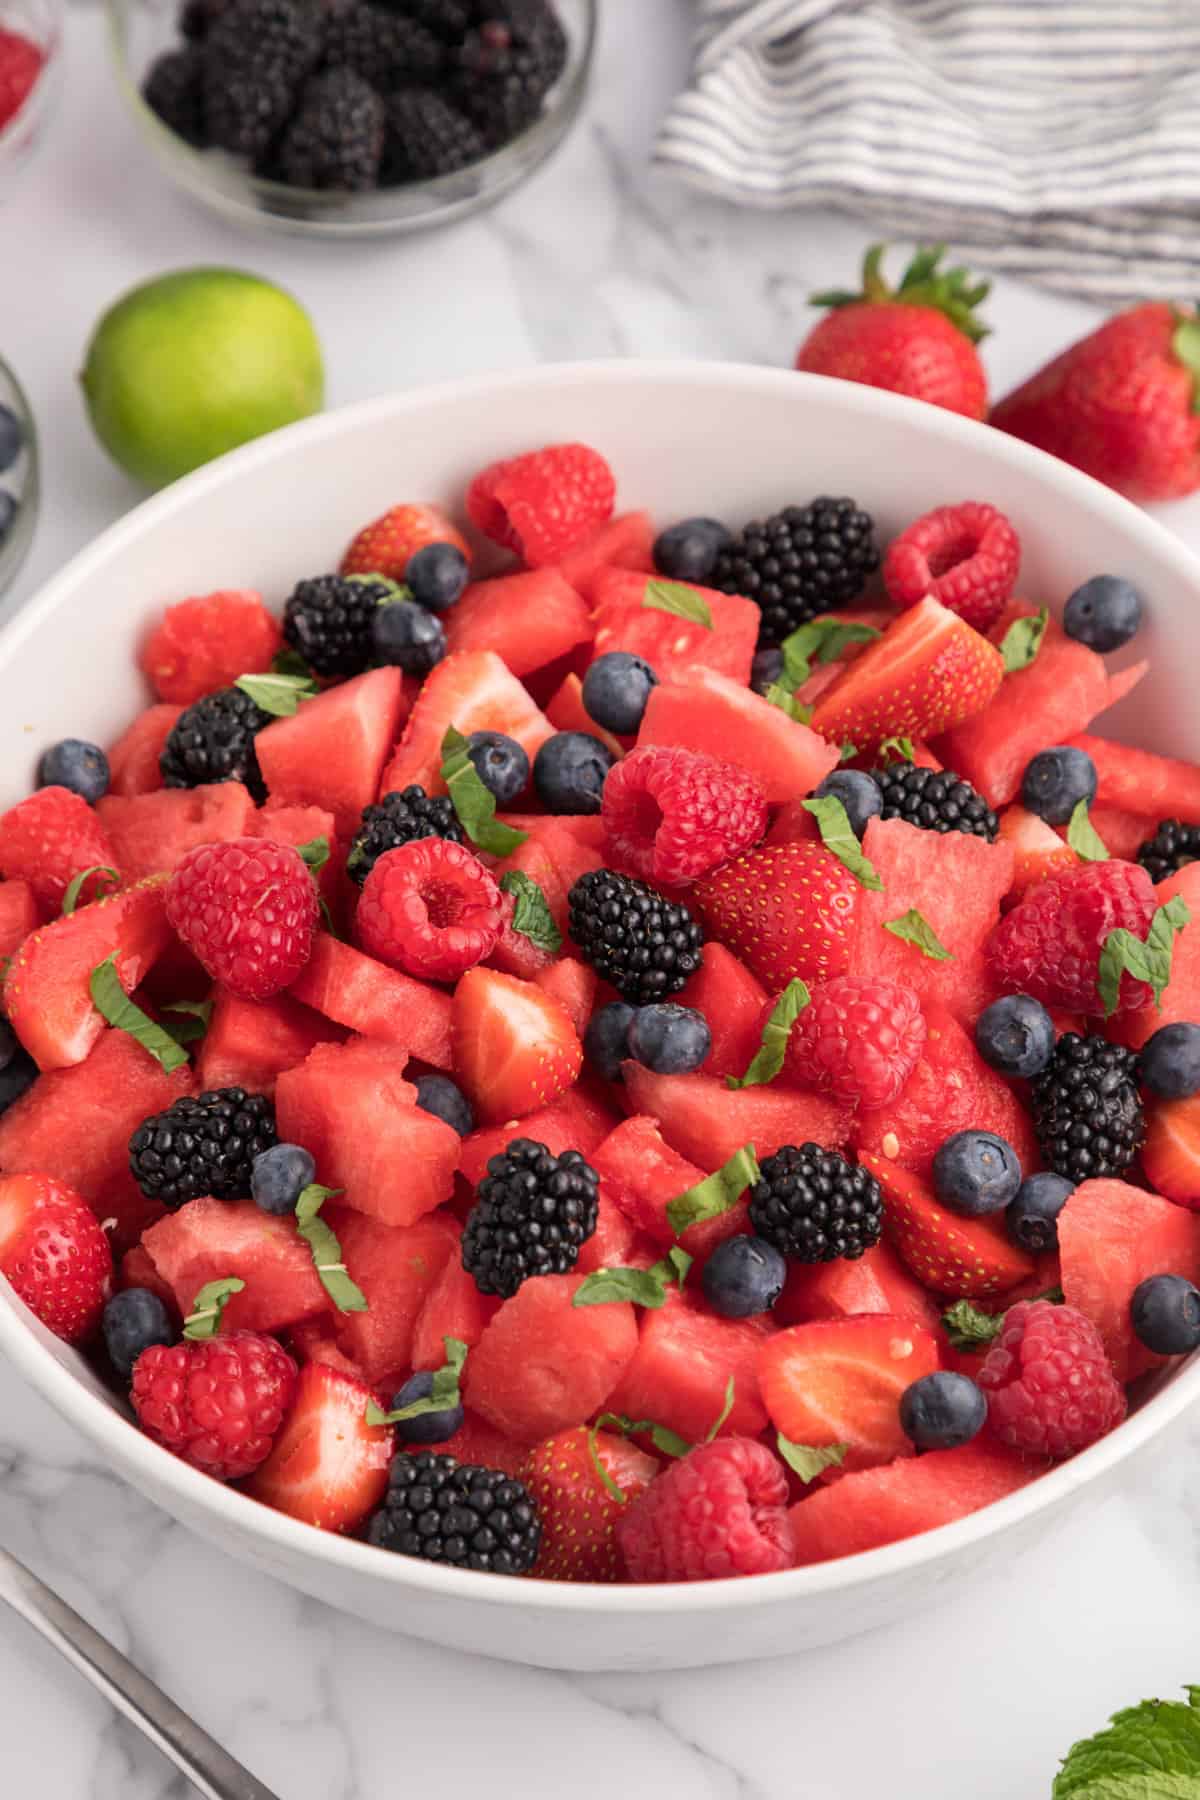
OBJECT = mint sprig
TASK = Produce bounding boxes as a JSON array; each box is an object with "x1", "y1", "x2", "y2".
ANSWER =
[
  {"x1": 803, "y1": 794, "x2": 884, "y2": 891},
  {"x1": 183, "y1": 1276, "x2": 244, "y2": 1341},
  {"x1": 642, "y1": 578, "x2": 713, "y2": 629},
  {"x1": 235, "y1": 671, "x2": 318, "y2": 717},
  {"x1": 1054, "y1": 1687, "x2": 1200, "y2": 1797},
  {"x1": 272, "y1": 647, "x2": 313, "y2": 680},
  {"x1": 499, "y1": 870, "x2": 562, "y2": 954},
  {"x1": 160, "y1": 997, "x2": 213, "y2": 1046},
  {"x1": 779, "y1": 618, "x2": 881, "y2": 689},
  {"x1": 776, "y1": 1437, "x2": 847, "y2": 1483},
  {"x1": 366, "y1": 1337, "x2": 467, "y2": 1428},
  {"x1": 1097, "y1": 896, "x2": 1191, "y2": 1017},
  {"x1": 1067, "y1": 800, "x2": 1109, "y2": 863},
  {"x1": 89, "y1": 956, "x2": 190, "y2": 1073},
  {"x1": 763, "y1": 684, "x2": 813, "y2": 725},
  {"x1": 942, "y1": 1286, "x2": 1063, "y2": 1352},
  {"x1": 704, "y1": 1375, "x2": 736, "y2": 1442},
  {"x1": 440, "y1": 726, "x2": 528, "y2": 856},
  {"x1": 727, "y1": 979, "x2": 810, "y2": 1089},
  {"x1": 666, "y1": 1145, "x2": 761, "y2": 1236},
  {"x1": 294, "y1": 1183, "x2": 367, "y2": 1314},
  {"x1": 883, "y1": 908, "x2": 953, "y2": 962},
  {"x1": 999, "y1": 608, "x2": 1049, "y2": 674},
  {"x1": 297, "y1": 836, "x2": 331, "y2": 877},
  {"x1": 574, "y1": 1246, "x2": 692, "y2": 1310},
  {"x1": 61, "y1": 865, "x2": 119, "y2": 915},
  {"x1": 593, "y1": 1411, "x2": 691, "y2": 1463},
  {"x1": 877, "y1": 736, "x2": 915, "y2": 764}
]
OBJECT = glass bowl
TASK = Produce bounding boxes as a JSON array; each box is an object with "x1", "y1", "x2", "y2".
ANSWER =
[
  {"x1": 0, "y1": 355, "x2": 38, "y2": 602},
  {"x1": 0, "y1": 0, "x2": 64, "y2": 195},
  {"x1": 105, "y1": 0, "x2": 595, "y2": 238}
]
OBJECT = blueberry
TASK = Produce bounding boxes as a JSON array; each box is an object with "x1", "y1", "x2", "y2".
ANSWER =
[
  {"x1": 653, "y1": 516, "x2": 731, "y2": 584},
  {"x1": 1006, "y1": 1171, "x2": 1074, "y2": 1253},
  {"x1": 465, "y1": 731, "x2": 528, "y2": 805},
  {"x1": 372, "y1": 601, "x2": 446, "y2": 676},
  {"x1": 388, "y1": 1369, "x2": 465, "y2": 1444},
  {"x1": 533, "y1": 731, "x2": 614, "y2": 814},
  {"x1": 415, "y1": 1072, "x2": 474, "y2": 1137},
  {"x1": 0, "y1": 1051, "x2": 37, "y2": 1115},
  {"x1": 1020, "y1": 746, "x2": 1097, "y2": 826},
  {"x1": 0, "y1": 491, "x2": 16, "y2": 545},
  {"x1": 975, "y1": 993, "x2": 1056, "y2": 1079},
  {"x1": 627, "y1": 1003, "x2": 711, "y2": 1074},
  {"x1": 251, "y1": 1143, "x2": 316, "y2": 1215},
  {"x1": 899, "y1": 1371, "x2": 987, "y2": 1450},
  {"x1": 37, "y1": 738, "x2": 110, "y2": 804},
  {"x1": 813, "y1": 769, "x2": 883, "y2": 840},
  {"x1": 0, "y1": 406, "x2": 21, "y2": 475},
  {"x1": 1131, "y1": 1273, "x2": 1200, "y2": 1355},
  {"x1": 404, "y1": 542, "x2": 469, "y2": 613},
  {"x1": 582, "y1": 652, "x2": 658, "y2": 735},
  {"x1": 701, "y1": 1234, "x2": 786, "y2": 1319},
  {"x1": 583, "y1": 1001, "x2": 636, "y2": 1081},
  {"x1": 750, "y1": 647, "x2": 783, "y2": 696},
  {"x1": 1137, "y1": 1021, "x2": 1200, "y2": 1099},
  {"x1": 102, "y1": 1288, "x2": 175, "y2": 1380},
  {"x1": 1063, "y1": 575, "x2": 1142, "y2": 653},
  {"x1": 933, "y1": 1129, "x2": 1022, "y2": 1217}
]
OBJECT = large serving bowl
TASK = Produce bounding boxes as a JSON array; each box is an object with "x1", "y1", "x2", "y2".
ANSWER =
[{"x1": 0, "y1": 363, "x2": 1195, "y2": 1671}]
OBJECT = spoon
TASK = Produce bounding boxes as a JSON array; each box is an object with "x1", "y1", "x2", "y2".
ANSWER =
[{"x1": 0, "y1": 1546, "x2": 281, "y2": 1800}]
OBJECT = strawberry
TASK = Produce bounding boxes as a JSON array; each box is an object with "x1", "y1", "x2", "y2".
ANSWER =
[
  {"x1": 466, "y1": 443, "x2": 616, "y2": 566},
  {"x1": 340, "y1": 503, "x2": 470, "y2": 582},
  {"x1": 860, "y1": 1153, "x2": 1035, "y2": 1299},
  {"x1": 522, "y1": 1426, "x2": 658, "y2": 1582},
  {"x1": 992, "y1": 302, "x2": 1200, "y2": 502},
  {"x1": 0, "y1": 787, "x2": 120, "y2": 915},
  {"x1": 693, "y1": 840, "x2": 857, "y2": 989},
  {"x1": 451, "y1": 966, "x2": 583, "y2": 1124},
  {"x1": 810, "y1": 597, "x2": 1004, "y2": 751},
  {"x1": 246, "y1": 1362, "x2": 392, "y2": 1531},
  {"x1": 997, "y1": 805, "x2": 1077, "y2": 898},
  {"x1": 0, "y1": 1173, "x2": 113, "y2": 1343},
  {"x1": 138, "y1": 590, "x2": 282, "y2": 705},
  {"x1": 795, "y1": 244, "x2": 990, "y2": 420},
  {"x1": 1143, "y1": 1093, "x2": 1200, "y2": 1209},
  {"x1": 0, "y1": 27, "x2": 41, "y2": 130},
  {"x1": 757, "y1": 1314, "x2": 941, "y2": 1469}
]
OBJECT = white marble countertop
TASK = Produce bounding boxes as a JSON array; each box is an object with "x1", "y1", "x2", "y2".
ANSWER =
[{"x1": 4, "y1": 3, "x2": 1200, "y2": 1794}]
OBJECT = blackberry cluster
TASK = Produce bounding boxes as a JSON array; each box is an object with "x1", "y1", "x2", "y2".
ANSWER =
[
  {"x1": 568, "y1": 870, "x2": 704, "y2": 1006},
  {"x1": 1030, "y1": 1034, "x2": 1144, "y2": 1183},
  {"x1": 160, "y1": 686, "x2": 270, "y2": 803},
  {"x1": 368, "y1": 1451, "x2": 541, "y2": 1573},
  {"x1": 277, "y1": 68, "x2": 386, "y2": 188},
  {"x1": 143, "y1": 44, "x2": 206, "y2": 144},
  {"x1": 749, "y1": 1145, "x2": 883, "y2": 1263},
  {"x1": 129, "y1": 1089, "x2": 278, "y2": 1210},
  {"x1": 870, "y1": 762, "x2": 999, "y2": 841},
  {"x1": 1137, "y1": 818, "x2": 1200, "y2": 884},
  {"x1": 712, "y1": 497, "x2": 879, "y2": 647},
  {"x1": 348, "y1": 785, "x2": 464, "y2": 885},
  {"x1": 283, "y1": 573, "x2": 393, "y2": 679},
  {"x1": 201, "y1": 0, "x2": 323, "y2": 156},
  {"x1": 322, "y1": 2, "x2": 442, "y2": 87},
  {"x1": 462, "y1": 1139, "x2": 599, "y2": 1298},
  {"x1": 452, "y1": 0, "x2": 567, "y2": 145},
  {"x1": 384, "y1": 88, "x2": 485, "y2": 179}
]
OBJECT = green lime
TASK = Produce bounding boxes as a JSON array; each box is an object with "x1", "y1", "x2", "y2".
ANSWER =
[{"x1": 81, "y1": 267, "x2": 324, "y2": 489}]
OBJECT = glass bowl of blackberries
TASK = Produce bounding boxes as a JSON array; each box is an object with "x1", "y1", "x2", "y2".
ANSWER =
[
  {"x1": 0, "y1": 356, "x2": 37, "y2": 604},
  {"x1": 106, "y1": 0, "x2": 593, "y2": 236}
]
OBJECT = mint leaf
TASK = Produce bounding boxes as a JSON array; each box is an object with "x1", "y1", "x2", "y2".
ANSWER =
[
  {"x1": 642, "y1": 578, "x2": 712, "y2": 629},
  {"x1": 499, "y1": 870, "x2": 562, "y2": 954},
  {"x1": 183, "y1": 1276, "x2": 244, "y2": 1341},
  {"x1": 1054, "y1": 1688, "x2": 1200, "y2": 1797},
  {"x1": 297, "y1": 836, "x2": 330, "y2": 877},
  {"x1": 763, "y1": 684, "x2": 813, "y2": 725},
  {"x1": 727, "y1": 979, "x2": 810, "y2": 1089},
  {"x1": 839, "y1": 741, "x2": 858, "y2": 763},
  {"x1": 160, "y1": 997, "x2": 213, "y2": 1046},
  {"x1": 883, "y1": 908, "x2": 953, "y2": 962},
  {"x1": 272, "y1": 647, "x2": 312, "y2": 679},
  {"x1": 943, "y1": 1287, "x2": 1064, "y2": 1352},
  {"x1": 366, "y1": 1337, "x2": 467, "y2": 1427},
  {"x1": 1097, "y1": 896, "x2": 1191, "y2": 1017},
  {"x1": 295, "y1": 1183, "x2": 367, "y2": 1314},
  {"x1": 574, "y1": 1246, "x2": 693, "y2": 1310},
  {"x1": 89, "y1": 956, "x2": 190, "y2": 1073},
  {"x1": 704, "y1": 1375, "x2": 736, "y2": 1442},
  {"x1": 235, "y1": 671, "x2": 318, "y2": 717},
  {"x1": 802, "y1": 795, "x2": 884, "y2": 891},
  {"x1": 779, "y1": 618, "x2": 881, "y2": 688},
  {"x1": 440, "y1": 725, "x2": 528, "y2": 856},
  {"x1": 667, "y1": 1144, "x2": 761, "y2": 1236},
  {"x1": 999, "y1": 608, "x2": 1049, "y2": 674},
  {"x1": 346, "y1": 573, "x2": 406, "y2": 603},
  {"x1": 776, "y1": 1437, "x2": 847, "y2": 1483},
  {"x1": 1067, "y1": 800, "x2": 1109, "y2": 863},
  {"x1": 61, "y1": 865, "x2": 119, "y2": 915},
  {"x1": 877, "y1": 736, "x2": 915, "y2": 764},
  {"x1": 594, "y1": 1410, "x2": 691, "y2": 1462}
]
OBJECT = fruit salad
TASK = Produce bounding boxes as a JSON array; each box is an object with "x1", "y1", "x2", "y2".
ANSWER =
[{"x1": 2, "y1": 441, "x2": 1200, "y2": 1588}]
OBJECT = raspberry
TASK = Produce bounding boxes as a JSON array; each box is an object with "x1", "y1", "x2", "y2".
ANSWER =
[
  {"x1": 466, "y1": 442, "x2": 616, "y2": 567},
  {"x1": 356, "y1": 837, "x2": 503, "y2": 980},
  {"x1": 340, "y1": 503, "x2": 470, "y2": 582},
  {"x1": 883, "y1": 502, "x2": 1020, "y2": 632},
  {"x1": 131, "y1": 1331, "x2": 298, "y2": 1480},
  {"x1": 0, "y1": 27, "x2": 42, "y2": 130},
  {"x1": 165, "y1": 836, "x2": 319, "y2": 1001},
  {"x1": 785, "y1": 974, "x2": 926, "y2": 1109},
  {"x1": 986, "y1": 859, "x2": 1157, "y2": 1015},
  {"x1": 138, "y1": 589, "x2": 283, "y2": 705},
  {"x1": 0, "y1": 786, "x2": 119, "y2": 913},
  {"x1": 977, "y1": 1299, "x2": 1126, "y2": 1458},
  {"x1": 601, "y1": 745, "x2": 768, "y2": 887},
  {"x1": 617, "y1": 1437, "x2": 793, "y2": 1582}
]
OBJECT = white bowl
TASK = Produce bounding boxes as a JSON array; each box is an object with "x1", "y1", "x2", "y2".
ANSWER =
[{"x1": 1, "y1": 363, "x2": 1197, "y2": 1672}]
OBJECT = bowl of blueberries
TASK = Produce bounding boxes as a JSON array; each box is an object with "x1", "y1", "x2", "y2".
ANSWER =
[{"x1": 0, "y1": 356, "x2": 37, "y2": 603}]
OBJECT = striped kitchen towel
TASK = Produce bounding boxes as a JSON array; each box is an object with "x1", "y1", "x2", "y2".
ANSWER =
[{"x1": 655, "y1": 0, "x2": 1200, "y2": 302}]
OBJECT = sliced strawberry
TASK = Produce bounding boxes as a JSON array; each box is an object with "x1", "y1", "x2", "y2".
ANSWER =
[
  {"x1": 0, "y1": 879, "x2": 39, "y2": 962},
  {"x1": 531, "y1": 956, "x2": 596, "y2": 1035},
  {"x1": 522, "y1": 1426, "x2": 658, "y2": 1582},
  {"x1": 811, "y1": 596, "x2": 1004, "y2": 750},
  {"x1": 379, "y1": 651, "x2": 555, "y2": 799},
  {"x1": 861, "y1": 1153, "x2": 1035, "y2": 1299},
  {"x1": 0, "y1": 1172, "x2": 113, "y2": 1343},
  {"x1": 694, "y1": 840, "x2": 858, "y2": 990},
  {"x1": 1143, "y1": 1093, "x2": 1200, "y2": 1208},
  {"x1": 757, "y1": 1314, "x2": 941, "y2": 1470},
  {"x1": 998, "y1": 805, "x2": 1078, "y2": 897},
  {"x1": 246, "y1": 1363, "x2": 392, "y2": 1533},
  {"x1": 545, "y1": 673, "x2": 625, "y2": 760},
  {"x1": 452, "y1": 967, "x2": 583, "y2": 1125}
]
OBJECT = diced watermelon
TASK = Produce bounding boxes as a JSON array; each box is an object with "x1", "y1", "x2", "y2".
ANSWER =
[
  {"x1": 499, "y1": 812, "x2": 608, "y2": 853},
  {"x1": 118, "y1": 1243, "x2": 180, "y2": 1318},
  {"x1": 545, "y1": 673, "x2": 624, "y2": 760},
  {"x1": 285, "y1": 1316, "x2": 365, "y2": 1381},
  {"x1": 438, "y1": 1410, "x2": 528, "y2": 1477},
  {"x1": 1059, "y1": 1177, "x2": 1200, "y2": 1382},
  {"x1": 554, "y1": 511, "x2": 655, "y2": 603},
  {"x1": 532, "y1": 957, "x2": 596, "y2": 1035},
  {"x1": 590, "y1": 1114, "x2": 751, "y2": 1261},
  {"x1": 574, "y1": 1188, "x2": 649, "y2": 1275},
  {"x1": 637, "y1": 668, "x2": 840, "y2": 804},
  {"x1": 0, "y1": 880, "x2": 38, "y2": 961},
  {"x1": 107, "y1": 704, "x2": 183, "y2": 797},
  {"x1": 775, "y1": 1240, "x2": 942, "y2": 1332},
  {"x1": 328, "y1": 1204, "x2": 460, "y2": 1389},
  {"x1": 444, "y1": 569, "x2": 593, "y2": 677},
  {"x1": 93, "y1": 1169, "x2": 167, "y2": 1258},
  {"x1": 675, "y1": 943, "x2": 769, "y2": 1081},
  {"x1": 251, "y1": 801, "x2": 347, "y2": 923},
  {"x1": 1066, "y1": 733, "x2": 1200, "y2": 826},
  {"x1": 458, "y1": 1085, "x2": 620, "y2": 1186},
  {"x1": 97, "y1": 784, "x2": 256, "y2": 882},
  {"x1": 1061, "y1": 803, "x2": 1150, "y2": 862},
  {"x1": 605, "y1": 1290, "x2": 770, "y2": 1443},
  {"x1": 196, "y1": 988, "x2": 344, "y2": 1095},
  {"x1": 589, "y1": 568, "x2": 759, "y2": 686},
  {"x1": 143, "y1": 1197, "x2": 329, "y2": 1334},
  {"x1": 410, "y1": 1250, "x2": 499, "y2": 1372},
  {"x1": 465, "y1": 1272, "x2": 639, "y2": 1442},
  {"x1": 379, "y1": 652, "x2": 555, "y2": 799},
  {"x1": 1109, "y1": 863, "x2": 1200, "y2": 1049},
  {"x1": 621, "y1": 1064, "x2": 852, "y2": 1170},
  {"x1": 287, "y1": 933, "x2": 453, "y2": 1068},
  {"x1": 256, "y1": 667, "x2": 410, "y2": 836},
  {"x1": 998, "y1": 805, "x2": 1077, "y2": 898}
]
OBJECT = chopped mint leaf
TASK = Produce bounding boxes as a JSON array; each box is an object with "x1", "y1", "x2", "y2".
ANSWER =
[
  {"x1": 727, "y1": 979, "x2": 810, "y2": 1089},
  {"x1": 574, "y1": 1246, "x2": 694, "y2": 1310},
  {"x1": 1053, "y1": 1687, "x2": 1200, "y2": 1798},
  {"x1": 499, "y1": 870, "x2": 562, "y2": 954},
  {"x1": 1066, "y1": 799, "x2": 1109, "y2": 863},
  {"x1": 763, "y1": 684, "x2": 813, "y2": 725},
  {"x1": 272, "y1": 647, "x2": 312, "y2": 680},
  {"x1": 61, "y1": 865, "x2": 119, "y2": 915},
  {"x1": 802, "y1": 795, "x2": 884, "y2": 890},
  {"x1": 440, "y1": 725, "x2": 528, "y2": 855},
  {"x1": 704, "y1": 1375, "x2": 736, "y2": 1442},
  {"x1": 838, "y1": 741, "x2": 858, "y2": 763},
  {"x1": 883, "y1": 908, "x2": 954, "y2": 962},
  {"x1": 160, "y1": 997, "x2": 213, "y2": 1046},
  {"x1": 235, "y1": 671, "x2": 318, "y2": 717},
  {"x1": 944, "y1": 1287, "x2": 1064, "y2": 1352},
  {"x1": 183, "y1": 1276, "x2": 245, "y2": 1341},
  {"x1": 667, "y1": 1144, "x2": 761, "y2": 1236},
  {"x1": 999, "y1": 607, "x2": 1049, "y2": 675},
  {"x1": 594, "y1": 1410, "x2": 691, "y2": 1462},
  {"x1": 779, "y1": 618, "x2": 881, "y2": 688},
  {"x1": 776, "y1": 1437, "x2": 847, "y2": 1483},
  {"x1": 296, "y1": 836, "x2": 330, "y2": 876},
  {"x1": 295, "y1": 1183, "x2": 366, "y2": 1314},
  {"x1": 366, "y1": 1337, "x2": 468, "y2": 1427},
  {"x1": 1097, "y1": 896, "x2": 1191, "y2": 1017},
  {"x1": 877, "y1": 736, "x2": 915, "y2": 764},
  {"x1": 89, "y1": 956, "x2": 190, "y2": 1074},
  {"x1": 642, "y1": 578, "x2": 713, "y2": 629},
  {"x1": 346, "y1": 573, "x2": 406, "y2": 603},
  {"x1": 585, "y1": 1420, "x2": 630, "y2": 1504}
]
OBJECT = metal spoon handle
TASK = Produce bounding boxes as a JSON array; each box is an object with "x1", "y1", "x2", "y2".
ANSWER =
[{"x1": 0, "y1": 1546, "x2": 281, "y2": 1800}]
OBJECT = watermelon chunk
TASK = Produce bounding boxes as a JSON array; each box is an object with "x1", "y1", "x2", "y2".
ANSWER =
[
  {"x1": 1109, "y1": 863, "x2": 1200, "y2": 1049},
  {"x1": 379, "y1": 652, "x2": 555, "y2": 799},
  {"x1": 107, "y1": 704, "x2": 183, "y2": 797},
  {"x1": 465, "y1": 1272, "x2": 639, "y2": 1442},
  {"x1": 532, "y1": 956, "x2": 596, "y2": 1035},
  {"x1": 545, "y1": 673, "x2": 625, "y2": 760},
  {"x1": 637, "y1": 667, "x2": 840, "y2": 804},
  {"x1": 143, "y1": 1197, "x2": 329, "y2": 1334},
  {"x1": 97, "y1": 784, "x2": 255, "y2": 882},
  {"x1": 0, "y1": 880, "x2": 38, "y2": 961},
  {"x1": 622, "y1": 1064, "x2": 852, "y2": 1170},
  {"x1": 287, "y1": 933, "x2": 453, "y2": 1069},
  {"x1": 444, "y1": 569, "x2": 593, "y2": 676},
  {"x1": 1067, "y1": 733, "x2": 1200, "y2": 826},
  {"x1": 589, "y1": 568, "x2": 759, "y2": 686},
  {"x1": 410, "y1": 1250, "x2": 499, "y2": 1372},
  {"x1": 998, "y1": 805, "x2": 1077, "y2": 898},
  {"x1": 257, "y1": 666, "x2": 409, "y2": 835},
  {"x1": 554, "y1": 511, "x2": 655, "y2": 603},
  {"x1": 675, "y1": 943, "x2": 769, "y2": 1081},
  {"x1": 604, "y1": 1290, "x2": 770, "y2": 1443},
  {"x1": 775, "y1": 1240, "x2": 942, "y2": 1332},
  {"x1": 574, "y1": 1187, "x2": 648, "y2": 1275},
  {"x1": 438, "y1": 1411, "x2": 528, "y2": 1477},
  {"x1": 1062, "y1": 803, "x2": 1150, "y2": 862},
  {"x1": 251, "y1": 801, "x2": 347, "y2": 923},
  {"x1": 196, "y1": 988, "x2": 344, "y2": 1095},
  {"x1": 1059, "y1": 1177, "x2": 1200, "y2": 1382},
  {"x1": 590, "y1": 1114, "x2": 751, "y2": 1260},
  {"x1": 1143, "y1": 1091, "x2": 1200, "y2": 1208},
  {"x1": 458, "y1": 1083, "x2": 620, "y2": 1187},
  {"x1": 328, "y1": 1204, "x2": 460, "y2": 1389}
]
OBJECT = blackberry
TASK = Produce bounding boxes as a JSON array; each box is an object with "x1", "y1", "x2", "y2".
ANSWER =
[
  {"x1": 282, "y1": 573, "x2": 392, "y2": 678},
  {"x1": 201, "y1": 0, "x2": 324, "y2": 158},
  {"x1": 347, "y1": 784, "x2": 463, "y2": 884},
  {"x1": 1137, "y1": 818, "x2": 1200, "y2": 884},
  {"x1": 712, "y1": 497, "x2": 879, "y2": 648},
  {"x1": 462, "y1": 1138, "x2": 599, "y2": 1298},
  {"x1": 383, "y1": 87, "x2": 484, "y2": 180},
  {"x1": 375, "y1": 0, "x2": 471, "y2": 39},
  {"x1": 322, "y1": 1, "x2": 442, "y2": 86},
  {"x1": 749, "y1": 1144, "x2": 883, "y2": 1263},
  {"x1": 277, "y1": 67, "x2": 385, "y2": 190},
  {"x1": 1030, "y1": 1034, "x2": 1144, "y2": 1183},
  {"x1": 567, "y1": 869, "x2": 704, "y2": 1006},
  {"x1": 143, "y1": 45, "x2": 207, "y2": 145},
  {"x1": 129, "y1": 1088, "x2": 278, "y2": 1209},
  {"x1": 368, "y1": 1451, "x2": 541, "y2": 1573},
  {"x1": 160, "y1": 686, "x2": 270, "y2": 803},
  {"x1": 180, "y1": 0, "x2": 236, "y2": 37},
  {"x1": 870, "y1": 761, "x2": 998, "y2": 841},
  {"x1": 452, "y1": 0, "x2": 566, "y2": 146}
]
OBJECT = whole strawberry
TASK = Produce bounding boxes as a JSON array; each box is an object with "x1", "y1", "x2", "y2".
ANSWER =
[
  {"x1": 522, "y1": 1426, "x2": 657, "y2": 1582},
  {"x1": 0, "y1": 1173, "x2": 113, "y2": 1343},
  {"x1": 796, "y1": 244, "x2": 990, "y2": 420},
  {"x1": 166, "y1": 836, "x2": 319, "y2": 1000},
  {"x1": 131, "y1": 1331, "x2": 298, "y2": 1480},
  {"x1": 340, "y1": 502, "x2": 470, "y2": 582},
  {"x1": 992, "y1": 302, "x2": 1200, "y2": 502},
  {"x1": 694, "y1": 840, "x2": 858, "y2": 990}
]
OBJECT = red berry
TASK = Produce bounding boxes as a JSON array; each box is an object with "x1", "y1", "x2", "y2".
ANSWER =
[
  {"x1": 694, "y1": 840, "x2": 858, "y2": 990},
  {"x1": 786, "y1": 975, "x2": 926, "y2": 1109},
  {"x1": 522, "y1": 1426, "x2": 658, "y2": 1582},
  {"x1": 0, "y1": 27, "x2": 42, "y2": 130},
  {"x1": 986, "y1": 859, "x2": 1157, "y2": 1015},
  {"x1": 467, "y1": 443, "x2": 616, "y2": 567},
  {"x1": 340, "y1": 503, "x2": 470, "y2": 582},
  {"x1": 883, "y1": 502, "x2": 1020, "y2": 632},
  {"x1": 165, "y1": 836, "x2": 319, "y2": 1001},
  {"x1": 0, "y1": 1173, "x2": 113, "y2": 1343},
  {"x1": 602, "y1": 744, "x2": 768, "y2": 887},
  {"x1": 617, "y1": 1436, "x2": 793, "y2": 1582},
  {"x1": 0, "y1": 787, "x2": 119, "y2": 914},
  {"x1": 977, "y1": 1299, "x2": 1126, "y2": 1458},
  {"x1": 131, "y1": 1331, "x2": 298, "y2": 1481},
  {"x1": 139, "y1": 590, "x2": 282, "y2": 706},
  {"x1": 356, "y1": 838, "x2": 503, "y2": 981}
]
